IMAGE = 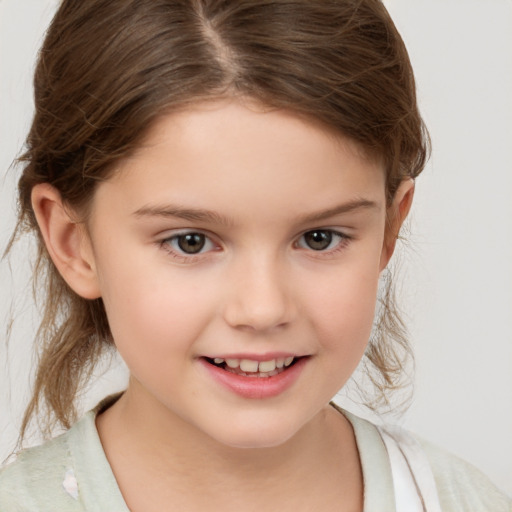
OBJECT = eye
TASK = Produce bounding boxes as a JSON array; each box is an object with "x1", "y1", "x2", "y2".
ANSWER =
[
  {"x1": 164, "y1": 232, "x2": 216, "y2": 255},
  {"x1": 297, "y1": 229, "x2": 345, "y2": 251}
]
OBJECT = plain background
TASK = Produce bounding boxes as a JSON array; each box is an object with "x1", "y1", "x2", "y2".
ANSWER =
[{"x1": 1, "y1": 0, "x2": 511, "y2": 495}]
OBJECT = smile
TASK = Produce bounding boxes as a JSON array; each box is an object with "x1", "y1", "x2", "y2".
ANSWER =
[
  {"x1": 200, "y1": 355, "x2": 307, "y2": 399},
  {"x1": 206, "y1": 356, "x2": 296, "y2": 377}
]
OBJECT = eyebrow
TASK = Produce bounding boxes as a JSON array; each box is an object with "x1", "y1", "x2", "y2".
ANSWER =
[
  {"x1": 132, "y1": 198, "x2": 379, "y2": 226},
  {"x1": 133, "y1": 204, "x2": 234, "y2": 226},
  {"x1": 297, "y1": 198, "x2": 380, "y2": 224}
]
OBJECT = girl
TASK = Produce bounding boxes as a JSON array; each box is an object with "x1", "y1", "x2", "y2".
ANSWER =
[{"x1": 1, "y1": 1, "x2": 510, "y2": 511}]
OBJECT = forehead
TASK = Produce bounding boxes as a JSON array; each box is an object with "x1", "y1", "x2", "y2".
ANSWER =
[
  {"x1": 135, "y1": 98, "x2": 380, "y2": 165},
  {"x1": 95, "y1": 99, "x2": 386, "y2": 221}
]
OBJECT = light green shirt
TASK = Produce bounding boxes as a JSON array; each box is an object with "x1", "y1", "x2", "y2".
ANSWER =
[{"x1": 1, "y1": 403, "x2": 510, "y2": 511}]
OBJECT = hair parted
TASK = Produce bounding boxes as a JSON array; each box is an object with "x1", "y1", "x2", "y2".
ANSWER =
[{"x1": 11, "y1": 0, "x2": 429, "y2": 440}]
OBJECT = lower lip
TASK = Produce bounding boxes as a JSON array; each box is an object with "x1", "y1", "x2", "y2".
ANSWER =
[{"x1": 199, "y1": 357, "x2": 308, "y2": 399}]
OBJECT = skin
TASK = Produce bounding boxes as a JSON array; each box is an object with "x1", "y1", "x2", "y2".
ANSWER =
[{"x1": 32, "y1": 99, "x2": 413, "y2": 511}]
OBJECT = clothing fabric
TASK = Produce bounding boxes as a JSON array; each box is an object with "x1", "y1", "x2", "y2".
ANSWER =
[
  {"x1": 377, "y1": 424, "x2": 442, "y2": 511},
  {"x1": 1, "y1": 402, "x2": 510, "y2": 512}
]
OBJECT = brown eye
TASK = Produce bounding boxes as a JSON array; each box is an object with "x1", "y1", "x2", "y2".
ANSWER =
[
  {"x1": 176, "y1": 233, "x2": 206, "y2": 254},
  {"x1": 298, "y1": 229, "x2": 348, "y2": 252},
  {"x1": 303, "y1": 230, "x2": 333, "y2": 251},
  {"x1": 162, "y1": 231, "x2": 217, "y2": 259}
]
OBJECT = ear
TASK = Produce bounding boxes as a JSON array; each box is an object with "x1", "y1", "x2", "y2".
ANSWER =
[
  {"x1": 379, "y1": 179, "x2": 415, "y2": 270},
  {"x1": 31, "y1": 183, "x2": 101, "y2": 299}
]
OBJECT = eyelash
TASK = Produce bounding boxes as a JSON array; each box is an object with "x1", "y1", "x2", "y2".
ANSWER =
[
  {"x1": 295, "y1": 229, "x2": 351, "y2": 255},
  {"x1": 159, "y1": 228, "x2": 351, "y2": 262},
  {"x1": 159, "y1": 231, "x2": 219, "y2": 263}
]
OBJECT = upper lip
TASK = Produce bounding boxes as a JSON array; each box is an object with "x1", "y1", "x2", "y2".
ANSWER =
[{"x1": 201, "y1": 352, "x2": 307, "y2": 361}]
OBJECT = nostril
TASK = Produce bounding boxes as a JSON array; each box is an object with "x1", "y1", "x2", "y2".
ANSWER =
[
  {"x1": 222, "y1": 269, "x2": 293, "y2": 331},
  {"x1": 224, "y1": 305, "x2": 292, "y2": 332}
]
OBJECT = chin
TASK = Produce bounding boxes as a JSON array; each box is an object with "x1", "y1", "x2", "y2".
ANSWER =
[
  {"x1": 220, "y1": 434, "x2": 294, "y2": 450},
  {"x1": 206, "y1": 417, "x2": 303, "y2": 450}
]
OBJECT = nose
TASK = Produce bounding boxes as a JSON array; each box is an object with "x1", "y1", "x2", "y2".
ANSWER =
[{"x1": 222, "y1": 254, "x2": 294, "y2": 332}]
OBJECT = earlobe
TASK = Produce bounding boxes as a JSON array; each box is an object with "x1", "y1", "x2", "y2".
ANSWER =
[
  {"x1": 31, "y1": 183, "x2": 101, "y2": 299},
  {"x1": 379, "y1": 179, "x2": 415, "y2": 270}
]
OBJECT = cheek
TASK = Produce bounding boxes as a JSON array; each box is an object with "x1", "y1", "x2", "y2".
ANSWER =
[
  {"x1": 96, "y1": 255, "x2": 215, "y2": 362},
  {"x1": 302, "y1": 259, "x2": 381, "y2": 351}
]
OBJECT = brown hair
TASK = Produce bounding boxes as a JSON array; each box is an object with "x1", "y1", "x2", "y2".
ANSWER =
[{"x1": 11, "y1": 0, "x2": 429, "y2": 440}]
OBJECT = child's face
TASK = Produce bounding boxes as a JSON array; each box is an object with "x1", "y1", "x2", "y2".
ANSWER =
[{"x1": 85, "y1": 100, "x2": 397, "y2": 448}]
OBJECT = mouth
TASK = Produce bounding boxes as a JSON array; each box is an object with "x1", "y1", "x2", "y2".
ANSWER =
[
  {"x1": 200, "y1": 355, "x2": 308, "y2": 399},
  {"x1": 203, "y1": 356, "x2": 302, "y2": 378}
]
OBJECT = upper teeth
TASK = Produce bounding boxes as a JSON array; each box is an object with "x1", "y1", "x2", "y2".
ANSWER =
[{"x1": 213, "y1": 357, "x2": 295, "y2": 372}]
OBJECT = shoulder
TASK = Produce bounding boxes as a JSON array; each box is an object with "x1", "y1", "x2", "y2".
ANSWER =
[
  {"x1": 418, "y1": 438, "x2": 512, "y2": 512},
  {"x1": 0, "y1": 398, "x2": 129, "y2": 512},
  {"x1": 0, "y1": 425, "x2": 83, "y2": 511},
  {"x1": 339, "y1": 406, "x2": 512, "y2": 512}
]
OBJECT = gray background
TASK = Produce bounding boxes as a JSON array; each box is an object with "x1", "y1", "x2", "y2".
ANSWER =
[{"x1": 1, "y1": 0, "x2": 511, "y2": 494}]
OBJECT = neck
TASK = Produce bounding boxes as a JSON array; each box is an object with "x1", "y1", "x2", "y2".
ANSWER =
[{"x1": 96, "y1": 387, "x2": 362, "y2": 511}]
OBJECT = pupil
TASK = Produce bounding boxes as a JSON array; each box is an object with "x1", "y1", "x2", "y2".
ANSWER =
[
  {"x1": 305, "y1": 230, "x2": 332, "y2": 250},
  {"x1": 178, "y1": 234, "x2": 205, "y2": 254}
]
